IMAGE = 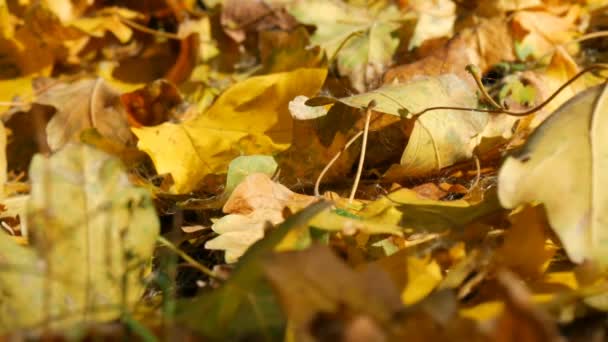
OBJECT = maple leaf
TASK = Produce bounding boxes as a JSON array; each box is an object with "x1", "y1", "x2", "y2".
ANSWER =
[
  {"x1": 133, "y1": 67, "x2": 327, "y2": 194},
  {"x1": 287, "y1": 0, "x2": 411, "y2": 91}
]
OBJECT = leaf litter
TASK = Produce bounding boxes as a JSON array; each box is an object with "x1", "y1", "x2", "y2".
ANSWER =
[{"x1": 2, "y1": 0, "x2": 608, "y2": 340}]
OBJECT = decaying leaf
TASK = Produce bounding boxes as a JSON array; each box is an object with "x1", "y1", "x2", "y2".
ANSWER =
[
  {"x1": 205, "y1": 173, "x2": 316, "y2": 262},
  {"x1": 384, "y1": 17, "x2": 515, "y2": 87},
  {"x1": 287, "y1": 0, "x2": 411, "y2": 91},
  {"x1": 36, "y1": 78, "x2": 133, "y2": 150},
  {"x1": 333, "y1": 74, "x2": 486, "y2": 177},
  {"x1": 133, "y1": 67, "x2": 327, "y2": 194},
  {"x1": 0, "y1": 143, "x2": 159, "y2": 332},
  {"x1": 494, "y1": 205, "x2": 554, "y2": 278},
  {"x1": 177, "y1": 202, "x2": 330, "y2": 340},
  {"x1": 407, "y1": 0, "x2": 456, "y2": 50},
  {"x1": 263, "y1": 244, "x2": 402, "y2": 341},
  {"x1": 498, "y1": 83, "x2": 608, "y2": 265}
]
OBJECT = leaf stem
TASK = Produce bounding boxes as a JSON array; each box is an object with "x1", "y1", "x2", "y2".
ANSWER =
[
  {"x1": 349, "y1": 101, "x2": 375, "y2": 202},
  {"x1": 412, "y1": 63, "x2": 608, "y2": 117},
  {"x1": 120, "y1": 17, "x2": 182, "y2": 40},
  {"x1": 157, "y1": 236, "x2": 218, "y2": 279},
  {"x1": 314, "y1": 131, "x2": 364, "y2": 197}
]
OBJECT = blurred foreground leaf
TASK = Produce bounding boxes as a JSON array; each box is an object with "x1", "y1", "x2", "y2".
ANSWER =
[
  {"x1": 0, "y1": 144, "x2": 159, "y2": 332},
  {"x1": 499, "y1": 84, "x2": 608, "y2": 265},
  {"x1": 176, "y1": 201, "x2": 329, "y2": 340}
]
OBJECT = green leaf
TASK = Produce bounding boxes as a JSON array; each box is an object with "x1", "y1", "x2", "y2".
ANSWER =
[{"x1": 225, "y1": 155, "x2": 278, "y2": 195}]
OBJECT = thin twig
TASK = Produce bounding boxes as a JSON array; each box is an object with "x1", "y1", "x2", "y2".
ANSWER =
[
  {"x1": 314, "y1": 131, "x2": 364, "y2": 197},
  {"x1": 0, "y1": 101, "x2": 27, "y2": 107},
  {"x1": 157, "y1": 236, "x2": 218, "y2": 279},
  {"x1": 349, "y1": 101, "x2": 375, "y2": 202},
  {"x1": 120, "y1": 17, "x2": 182, "y2": 40},
  {"x1": 469, "y1": 154, "x2": 481, "y2": 192},
  {"x1": 412, "y1": 63, "x2": 608, "y2": 117},
  {"x1": 465, "y1": 64, "x2": 503, "y2": 109}
]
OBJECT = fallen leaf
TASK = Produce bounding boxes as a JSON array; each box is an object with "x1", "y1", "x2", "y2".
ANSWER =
[
  {"x1": 491, "y1": 271, "x2": 562, "y2": 342},
  {"x1": 35, "y1": 78, "x2": 134, "y2": 150},
  {"x1": 494, "y1": 205, "x2": 554, "y2": 278},
  {"x1": 69, "y1": 7, "x2": 141, "y2": 43},
  {"x1": 0, "y1": 143, "x2": 159, "y2": 331},
  {"x1": 224, "y1": 155, "x2": 277, "y2": 195},
  {"x1": 334, "y1": 74, "x2": 485, "y2": 178},
  {"x1": 287, "y1": 0, "x2": 411, "y2": 91},
  {"x1": 204, "y1": 173, "x2": 316, "y2": 262},
  {"x1": 133, "y1": 67, "x2": 327, "y2": 193},
  {"x1": 276, "y1": 101, "x2": 361, "y2": 187},
  {"x1": 521, "y1": 47, "x2": 600, "y2": 129},
  {"x1": 384, "y1": 17, "x2": 515, "y2": 87},
  {"x1": 220, "y1": 0, "x2": 297, "y2": 43},
  {"x1": 401, "y1": 256, "x2": 443, "y2": 305},
  {"x1": 177, "y1": 202, "x2": 330, "y2": 340},
  {"x1": 258, "y1": 27, "x2": 324, "y2": 74},
  {"x1": 407, "y1": 0, "x2": 456, "y2": 50},
  {"x1": 498, "y1": 83, "x2": 608, "y2": 265},
  {"x1": 263, "y1": 244, "x2": 402, "y2": 341},
  {"x1": 512, "y1": 7, "x2": 583, "y2": 60},
  {"x1": 309, "y1": 187, "x2": 500, "y2": 238},
  {"x1": 120, "y1": 79, "x2": 183, "y2": 127}
]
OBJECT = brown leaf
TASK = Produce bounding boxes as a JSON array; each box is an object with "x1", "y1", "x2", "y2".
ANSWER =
[
  {"x1": 220, "y1": 0, "x2": 297, "y2": 43},
  {"x1": 120, "y1": 80, "x2": 183, "y2": 127},
  {"x1": 35, "y1": 78, "x2": 134, "y2": 150},
  {"x1": 205, "y1": 173, "x2": 317, "y2": 262},
  {"x1": 263, "y1": 244, "x2": 402, "y2": 341},
  {"x1": 384, "y1": 17, "x2": 515, "y2": 86},
  {"x1": 491, "y1": 270, "x2": 563, "y2": 342}
]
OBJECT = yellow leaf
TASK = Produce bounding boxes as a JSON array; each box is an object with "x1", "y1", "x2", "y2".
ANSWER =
[
  {"x1": 498, "y1": 83, "x2": 608, "y2": 265},
  {"x1": 70, "y1": 7, "x2": 141, "y2": 43},
  {"x1": 408, "y1": 0, "x2": 456, "y2": 49},
  {"x1": 133, "y1": 68, "x2": 327, "y2": 193},
  {"x1": 495, "y1": 205, "x2": 554, "y2": 278},
  {"x1": 522, "y1": 48, "x2": 601, "y2": 129},
  {"x1": 401, "y1": 256, "x2": 443, "y2": 305},
  {"x1": 512, "y1": 7, "x2": 582, "y2": 59},
  {"x1": 459, "y1": 301, "x2": 504, "y2": 321}
]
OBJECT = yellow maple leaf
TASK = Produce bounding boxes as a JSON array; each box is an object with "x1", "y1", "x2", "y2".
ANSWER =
[{"x1": 133, "y1": 68, "x2": 327, "y2": 193}]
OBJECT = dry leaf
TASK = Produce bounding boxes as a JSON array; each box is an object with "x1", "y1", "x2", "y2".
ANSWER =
[
  {"x1": 407, "y1": 0, "x2": 456, "y2": 50},
  {"x1": 263, "y1": 244, "x2": 402, "y2": 341},
  {"x1": 133, "y1": 68, "x2": 327, "y2": 194},
  {"x1": 205, "y1": 173, "x2": 316, "y2": 262},
  {"x1": 0, "y1": 143, "x2": 159, "y2": 331},
  {"x1": 498, "y1": 83, "x2": 608, "y2": 265},
  {"x1": 287, "y1": 0, "x2": 410, "y2": 91},
  {"x1": 494, "y1": 205, "x2": 554, "y2": 278},
  {"x1": 36, "y1": 78, "x2": 133, "y2": 150},
  {"x1": 335, "y1": 74, "x2": 485, "y2": 178},
  {"x1": 384, "y1": 17, "x2": 515, "y2": 86}
]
